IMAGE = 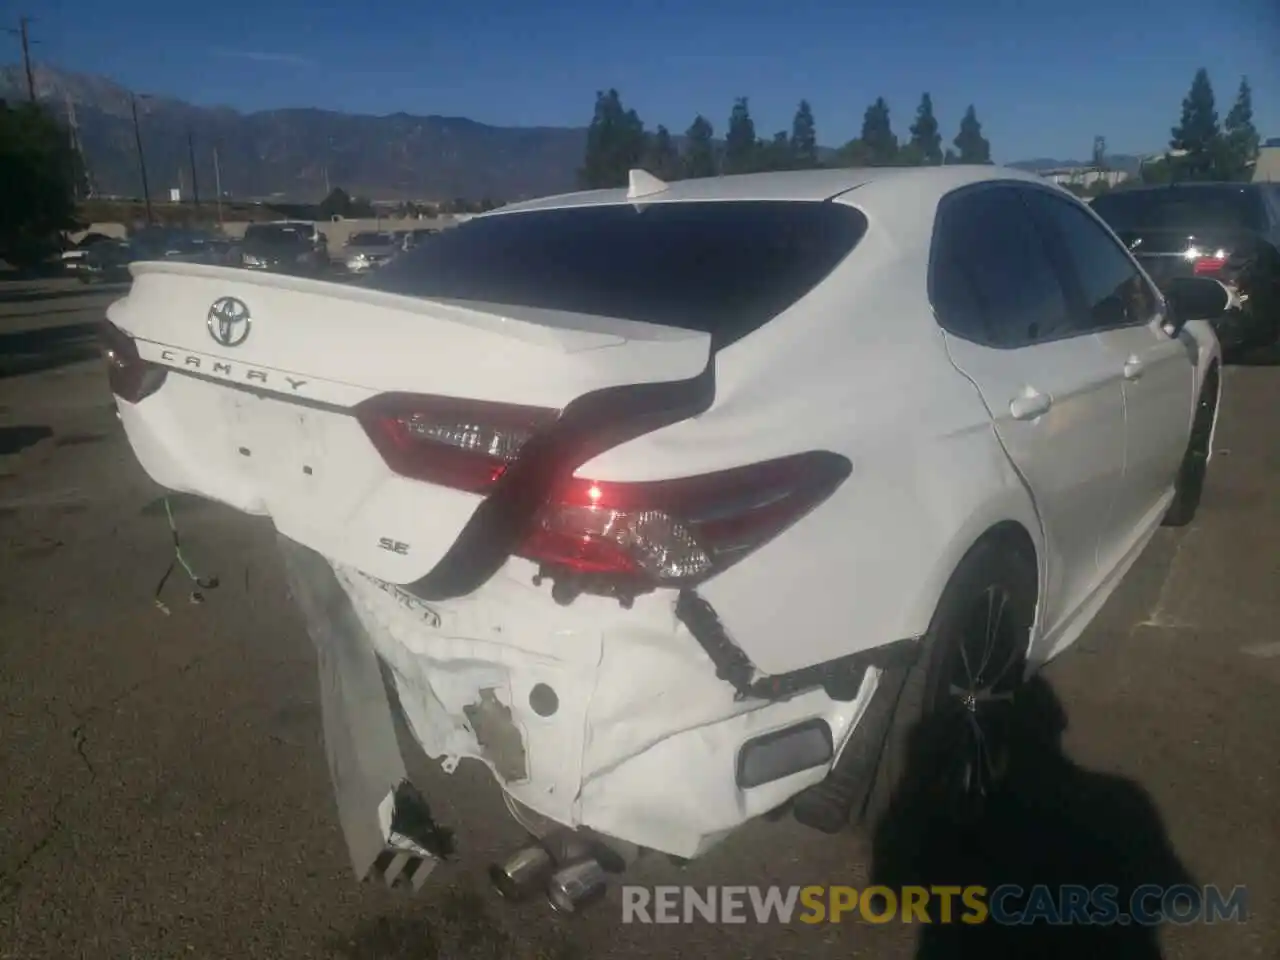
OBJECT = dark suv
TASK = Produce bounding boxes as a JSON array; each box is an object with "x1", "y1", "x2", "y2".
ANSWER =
[
  {"x1": 1090, "y1": 182, "x2": 1280, "y2": 354},
  {"x1": 235, "y1": 222, "x2": 329, "y2": 276}
]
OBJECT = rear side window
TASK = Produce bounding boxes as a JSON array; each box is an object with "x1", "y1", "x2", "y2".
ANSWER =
[
  {"x1": 245, "y1": 224, "x2": 307, "y2": 244},
  {"x1": 1090, "y1": 187, "x2": 1268, "y2": 233},
  {"x1": 1262, "y1": 186, "x2": 1280, "y2": 227},
  {"x1": 1022, "y1": 189, "x2": 1159, "y2": 331},
  {"x1": 365, "y1": 201, "x2": 869, "y2": 348},
  {"x1": 930, "y1": 185, "x2": 1074, "y2": 347}
]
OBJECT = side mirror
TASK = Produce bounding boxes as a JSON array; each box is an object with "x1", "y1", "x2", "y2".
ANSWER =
[{"x1": 1162, "y1": 276, "x2": 1231, "y2": 336}]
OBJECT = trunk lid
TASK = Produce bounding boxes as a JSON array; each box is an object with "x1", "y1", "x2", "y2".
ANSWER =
[{"x1": 108, "y1": 262, "x2": 711, "y2": 583}]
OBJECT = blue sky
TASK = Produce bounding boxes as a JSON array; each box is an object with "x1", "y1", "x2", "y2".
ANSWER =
[{"x1": 12, "y1": 0, "x2": 1280, "y2": 162}]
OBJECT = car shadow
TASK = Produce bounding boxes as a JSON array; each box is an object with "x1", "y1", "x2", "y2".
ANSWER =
[
  {"x1": 2, "y1": 305, "x2": 109, "y2": 323},
  {"x1": 0, "y1": 285, "x2": 126, "y2": 305},
  {"x1": 0, "y1": 424, "x2": 53, "y2": 456},
  {"x1": 0, "y1": 264, "x2": 68, "y2": 283},
  {"x1": 0, "y1": 322, "x2": 103, "y2": 380},
  {"x1": 1228, "y1": 343, "x2": 1280, "y2": 367},
  {"x1": 869, "y1": 674, "x2": 1196, "y2": 959}
]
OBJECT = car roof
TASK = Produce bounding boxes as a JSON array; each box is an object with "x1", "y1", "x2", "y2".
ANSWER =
[{"x1": 491, "y1": 165, "x2": 1053, "y2": 216}]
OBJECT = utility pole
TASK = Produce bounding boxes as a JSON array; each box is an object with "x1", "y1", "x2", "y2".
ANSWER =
[
  {"x1": 65, "y1": 92, "x2": 95, "y2": 199},
  {"x1": 187, "y1": 130, "x2": 201, "y2": 213},
  {"x1": 5, "y1": 17, "x2": 38, "y2": 102},
  {"x1": 130, "y1": 94, "x2": 153, "y2": 224},
  {"x1": 213, "y1": 146, "x2": 224, "y2": 224}
]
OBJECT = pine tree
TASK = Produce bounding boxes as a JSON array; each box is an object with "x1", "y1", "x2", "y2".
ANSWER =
[
  {"x1": 1222, "y1": 77, "x2": 1259, "y2": 182},
  {"x1": 642, "y1": 125, "x2": 682, "y2": 181},
  {"x1": 682, "y1": 115, "x2": 717, "y2": 179},
  {"x1": 0, "y1": 100, "x2": 80, "y2": 268},
  {"x1": 724, "y1": 97, "x2": 759, "y2": 175},
  {"x1": 789, "y1": 100, "x2": 818, "y2": 169},
  {"x1": 1169, "y1": 68, "x2": 1220, "y2": 181},
  {"x1": 908, "y1": 93, "x2": 942, "y2": 165},
  {"x1": 953, "y1": 106, "x2": 991, "y2": 164},
  {"x1": 835, "y1": 139, "x2": 873, "y2": 167},
  {"x1": 860, "y1": 97, "x2": 898, "y2": 166},
  {"x1": 578, "y1": 89, "x2": 646, "y2": 189},
  {"x1": 758, "y1": 131, "x2": 793, "y2": 172}
]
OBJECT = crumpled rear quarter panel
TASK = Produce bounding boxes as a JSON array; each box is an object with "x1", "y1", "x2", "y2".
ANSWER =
[{"x1": 327, "y1": 555, "x2": 880, "y2": 858}]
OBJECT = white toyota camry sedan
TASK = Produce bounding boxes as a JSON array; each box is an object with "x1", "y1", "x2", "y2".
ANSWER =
[{"x1": 100, "y1": 164, "x2": 1230, "y2": 909}]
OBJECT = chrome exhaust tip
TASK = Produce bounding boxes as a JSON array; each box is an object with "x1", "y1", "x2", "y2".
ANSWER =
[
  {"x1": 488, "y1": 843, "x2": 554, "y2": 901},
  {"x1": 546, "y1": 857, "x2": 608, "y2": 914}
]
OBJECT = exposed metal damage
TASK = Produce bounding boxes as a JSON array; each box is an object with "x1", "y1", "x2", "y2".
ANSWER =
[{"x1": 275, "y1": 529, "x2": 894, "y2": 884}]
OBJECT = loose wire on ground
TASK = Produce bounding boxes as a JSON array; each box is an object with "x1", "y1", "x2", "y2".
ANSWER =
[{"x1": 153, "y1": 496, "x2": 219, "y2": 613}]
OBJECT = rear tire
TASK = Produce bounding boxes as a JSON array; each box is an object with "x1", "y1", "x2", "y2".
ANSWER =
[
  {"x1": 862, "y1": 537, "x2": 1036, "y2": 830},
  {"x1": 1162, "y1": 366, "x2": 1218, "y2": 528}
]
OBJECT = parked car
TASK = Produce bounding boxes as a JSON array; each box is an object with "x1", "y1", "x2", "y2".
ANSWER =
[
  {"x1": 342, "y1": 230, "x2": 400, "y2": 273},
  {"x1": 101, "y1": 165, "x2": 1230, "y2": 910},
  {"x1": 60, "y1": 231, "x2": 114, "y2": 274},
  {"x1": 78, "y1": 237, "x2": 135, "y2": 284},
  {"x1": 1090, "y1": 182, "x2": 1280, "y2": 355},
  {"x1": 234, "y1": 222, "x2": 329, "y2": 275},
  {"x1": 78, "y1": 228, "x2": 229, "y2": 284},
  {"x1": 399, "y1": 226, "x2": 440, "y2": 251},
  {"x1": 130, "y1": 227, "x2": 234, "y2": 266}
]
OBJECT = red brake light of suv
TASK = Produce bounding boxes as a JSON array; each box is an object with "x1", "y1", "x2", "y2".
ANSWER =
[
  {"x1": 98, "y1": 320, "x2": 167, "y2": 403},
  {"x1": 1192, "y1": 254, "x2": 1228, "y2": 276}
]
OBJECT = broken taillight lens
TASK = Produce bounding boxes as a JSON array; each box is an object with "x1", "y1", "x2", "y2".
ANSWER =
[
  {"x1": 355, "y1": 393, "x2": 559, "y2": 494},
  {"x1": 517, "y1": 452, "x2": 852, "y2": 586},
  {"x1": 98, "y1": 320, "x2": 167, "y2": 403}
]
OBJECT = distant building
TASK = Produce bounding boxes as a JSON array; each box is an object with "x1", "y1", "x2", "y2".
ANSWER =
[
  {"x1": 1253, "y1": 140, "x2": 1280, "y2": 183},
  {"x1": 1040, "y1": 166, "x2": 1131, "y2": 189}
]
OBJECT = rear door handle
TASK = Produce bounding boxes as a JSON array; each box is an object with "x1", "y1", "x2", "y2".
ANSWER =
[
  {"x1": 1123, "y1": 357, "x2": 1144, "y2": 380},
  {"x1": 1009, "y1": 391, "x2": 1052, "y2": 421}
]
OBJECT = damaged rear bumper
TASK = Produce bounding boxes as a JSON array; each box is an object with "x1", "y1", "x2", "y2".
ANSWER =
[{"x1": 279, "y1": 533, "x2": 902, "y2": 872}]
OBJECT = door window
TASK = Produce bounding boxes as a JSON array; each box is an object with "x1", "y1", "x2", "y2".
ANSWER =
[
  {"x1": 930, "y1": 185, "x2": 1075, "y2": 348},
  {"x1": 1024, "y1": 189, "x2": 1160, "y2": 331}
]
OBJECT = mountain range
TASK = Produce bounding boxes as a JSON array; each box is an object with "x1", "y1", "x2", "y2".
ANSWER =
[{"x1": 2, "y1": 63, "x2": 1144, "y2": 203}]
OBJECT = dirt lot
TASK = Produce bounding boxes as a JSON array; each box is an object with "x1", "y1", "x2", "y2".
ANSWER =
[{"x1": 1, "y1": 278, "x2": 1278, "y2": 959}]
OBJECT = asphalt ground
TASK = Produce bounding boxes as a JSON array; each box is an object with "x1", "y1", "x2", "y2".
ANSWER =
[{"x1": 1, "y1": 277, "x2": 1277, "y2": 959}]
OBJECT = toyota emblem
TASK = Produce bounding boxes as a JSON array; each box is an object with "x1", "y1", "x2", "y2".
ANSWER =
[{"x1": 207, "y1": 296, "x2": 252, "y2": 347}]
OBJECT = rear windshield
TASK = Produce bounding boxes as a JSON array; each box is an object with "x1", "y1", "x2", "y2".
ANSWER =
[
  {"x1": 244, "y1": 224, "x2": 310, "y2": 245},
  {"x1": 350, "y1": 232, "x2": 394, "y2": 244},
  {"x1": 364, "y1": 200, "x2": 868, "y2": 348},
  {"x1": 1090, "y1": 187, "x2": 1267, "y2": 233}
]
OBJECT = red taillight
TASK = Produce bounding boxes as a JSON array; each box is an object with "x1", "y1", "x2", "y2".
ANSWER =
[
  {"x1": 1193, "y1": 256, "x2": 1227, "y2": 275},
  {"x1": 355, "y1": 393, "x2": 559, "y2": 494},
  {"x1": 97, "y1": 320, "x2": 167, "y2": 403},
  {"x1": 517, "y1": 452, "x2": 852, "y2": 586}
]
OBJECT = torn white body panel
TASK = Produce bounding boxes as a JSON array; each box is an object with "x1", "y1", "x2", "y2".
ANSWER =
[{"x1": 336, "y1": 558, "x2": 880, "y2": 858}]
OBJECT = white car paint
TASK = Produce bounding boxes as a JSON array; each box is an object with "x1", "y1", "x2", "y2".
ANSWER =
[{"x1": 104, "y1": 164, "x2": 1221, "y2": 861}]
